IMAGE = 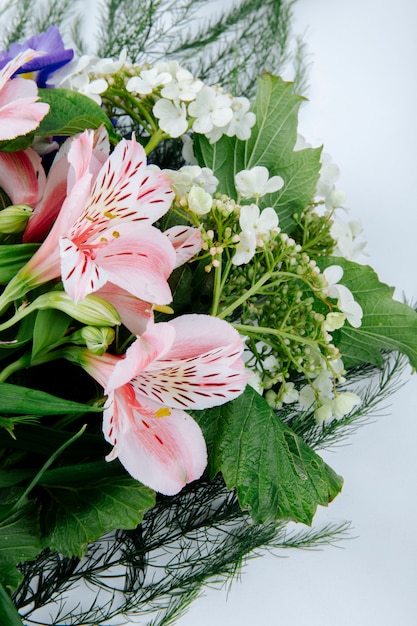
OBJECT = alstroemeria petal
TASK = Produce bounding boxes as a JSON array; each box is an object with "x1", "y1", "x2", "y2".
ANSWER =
[
  {"x1": 59, "y1": 236, "x2": 108, "y2": 302},
  {"x1": 93, "y1": 228, "x2": 175, "y2": 303},
  {"x1": 95, "y1": 284, "x2": 154, "y2": 336},
  {"x1": 106, "y1": 322, "x2": 176, "y2": 392},
  {"x1": 81, "y1": 136, "x2": 173, "y2": 234},
  {"x1": 0, "y1": 148, "x2": 45, "y2": 207},
  {"x1": 135, "y1": 314, "x2": 248, "y2": 410},
  {"x1": 0, "y1": 78, "x2": 49, "y2": 140},
  {"x1": 164, "y1": 225, "x2": 202, "y2": 267},
  {"x1": 104, "y1": 390, "x2": 207, "y2": 495}
]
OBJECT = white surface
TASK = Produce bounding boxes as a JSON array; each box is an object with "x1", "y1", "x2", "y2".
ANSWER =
[{"x1": 173, "y1": 2, "x2": 417, "y2": 625}]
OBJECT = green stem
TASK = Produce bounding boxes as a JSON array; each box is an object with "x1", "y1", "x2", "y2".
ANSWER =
[
  {"x1": 217, "y1": 270, "x2": 273, "y2": 320},
  {"x1": 144, "y1": 128, "x2": 166, "y2": 155},
  {"x1": 10, "y1": 424, "x2": 87, "y2": 514},
  {"x1": 0, "y1": 353, "x2": 31, "y2": 382},
  {"x1": 232, "y1": 323, "x2": 321, "y2": 349}
]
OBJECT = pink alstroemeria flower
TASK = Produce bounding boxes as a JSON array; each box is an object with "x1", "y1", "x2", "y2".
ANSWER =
[
  {"x1": 164, "y1": 225, "x2": 203, "y2": 268},
  {"x1": 0, "y1": 49, "x2": 50, "y2": 141},
  {"x1": 0, "y1": 130, "x2": 175, "y2": 312},
  {"x1": 78, "y1": 314, "x2": 248, "y2": 495}
]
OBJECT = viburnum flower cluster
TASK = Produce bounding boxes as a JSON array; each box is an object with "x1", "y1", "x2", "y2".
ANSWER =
[{"x1": 0, "y1": 25, "x2": 370, "y2": 504}]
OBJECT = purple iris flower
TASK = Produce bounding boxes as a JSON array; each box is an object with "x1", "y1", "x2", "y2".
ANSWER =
[{"x1": 0, "y1": 25, "x2": 73, "y2": 87}]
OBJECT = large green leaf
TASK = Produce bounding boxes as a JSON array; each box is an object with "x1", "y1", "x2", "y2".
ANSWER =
[
  {"x1": 0, "y1": 582, "x2": 24, "y2": 625},
  {"x1": 42, "y1": 465, "x2": 155, "y2": 557},
  {"x1": 0, "y1": 493, "x2": 42, "y2": 590},
  {"x1": 193, "y1": 386, "x2": 343, "y2": 524},
  {"x1": 194, "y1": 74, "x2": 322, "y2": 232},
  {"x1": 0, "y1": 382, "x2": 102, "y2": 415},
  {"x1": 318, "y1": 257, "x2": 417, "y2": 369},
  {"x1": 36, "y1": 88, "x2": 120, "y2": 143}
]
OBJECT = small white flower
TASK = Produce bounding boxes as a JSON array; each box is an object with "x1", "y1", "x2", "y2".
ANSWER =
[
  {"x1": 239, "y1": 204, "x2": 279, "y2": 241},
  {"x1": 161, "y1": 67, "x2": 203, "y2": 102},
  {"x1": 235, "y1": 166, "x2": 284, "y2": 199},
  {"x1": 281, "y1": 382, "x2": 299, "y2": 404},
  {"x1": 323, "y1": 311, "x2": 346, "y2": 332},
  {"x1": 94, "y1": 50, "x2": 127, "y2": 75},
  {"x1": 126, "y1": 67, "x2": 172, "y2": 95},
  {"x1": 153, "y1": 98, "x2": 188, "y2": 137},
  {"x1": 332, "y1": 392, "x2": 361, "y2": 420},
  {"x1": 323, "y1": 265, "x2": 363, "y2": 328},
  {"x1": 71, "y1": 73, "x2": 108, "y2": 104},
  {"x1": 232, "y1": 230, "x2": 257, "y2": 265},
  {"x1": 187, "y1": 186, "x2": 212, "y2": 215},
  {"x1": 224, "y1": 96, "x2": 256, "y2": 140},
  {"x1": 331, "y1": 217, "x2": 367, "y2": 260},
  {"x1": 189, "y1": 86, "x2": 234, "y2": 135}
]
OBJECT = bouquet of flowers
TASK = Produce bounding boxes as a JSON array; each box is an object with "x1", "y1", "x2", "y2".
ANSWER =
[{"x1": 0, "y1": 5, "x2": 416, "y2": 625}]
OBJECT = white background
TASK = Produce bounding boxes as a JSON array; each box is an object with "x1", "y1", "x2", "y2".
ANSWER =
[{"x1": 174, "y1": 1, "x2": 417, "y2": 625}]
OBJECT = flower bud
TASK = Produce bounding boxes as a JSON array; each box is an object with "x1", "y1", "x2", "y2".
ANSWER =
[
  {"x1": 0, "y1": 204, "x2": 33, "y2": 233},
  {"x1": 37, "y1": 291, "x2": 121, "y2": 326},
  {"x1": 76, "y1": 326, "x2": 115, "y2": 355},
  {"x1": 187, "y1": 185, "x2": 212, "y2": 215}
]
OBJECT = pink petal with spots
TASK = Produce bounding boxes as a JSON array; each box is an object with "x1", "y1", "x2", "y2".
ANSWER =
[
  {"x1": 103, "y1": 388, "x2": 207, "y2": 495},
  {"x1": 59, "y1": 236, "x2": 109, "y2": 302},
  {"x1": 95, "y1": 284, "x2": 154, "y2": 336},
  {"x1": 106, "y1": 322, "x2": 176, "y2": 392},
  {"x1": 92, "y1": 227, "x2": 176, "y2": 303},
  {"x1": 164, "y1": 225, "x2": 203, "y2": 267},
  {"x1": 82, "y1": 136, "x2": 173, "y2": 232},
  {"x1": 137, "y1": 315, "x2": 248, "y2": 410},
  {"x1": 0, "y1": 147, "x2": 45, "y2": 207}
]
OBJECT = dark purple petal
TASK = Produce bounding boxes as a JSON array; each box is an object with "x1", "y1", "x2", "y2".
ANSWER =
[{"x1": 0, "y1": 26, "x2": 73, "y2": 87}]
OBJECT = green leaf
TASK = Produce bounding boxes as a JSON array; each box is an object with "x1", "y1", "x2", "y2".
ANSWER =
[
  {"x1": 36, "y1": 88, "x2": 120, "y2": 143},
  {"x1": 194, "y1": 387, "x2": 343, "y2": 524},
  {"x1": 194, "y1": 74, "x2": 322, "y2": 232},
  {"x1": 0, "y1": 492, "x2": 42, "y2": 590},
  {"x1": 0, "y1": 582, "x2": 24, "y2": 625},
  {"x1": 32, "y1": 309, "x2": 70, "y2": 359},
  {"x1": 0, "y1": 382, "x2": 102, "y2": 415},
  {"x1": 42, "y1": 467, "x2": 156, "y2": 557},
  {"x1": 0, "y1": 245, "x2": 39, "y2": 283},
  {"x1": 318, "y1": 257, "x2": 417, "y2": 369}
]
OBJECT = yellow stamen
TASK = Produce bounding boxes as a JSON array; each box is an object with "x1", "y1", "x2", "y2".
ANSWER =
[
  {"x1": 104, "y1": 211, "x2": 117, "y2": 219},
  {"x1": 112, "y1": 231, "x2": 120, "y2": 238},
  {"x1": 153, "y1": 304, "x2": 174, "y2": 315},
  {"x1": 155, "y1": 407, "x2": 171, "y2": 418}
]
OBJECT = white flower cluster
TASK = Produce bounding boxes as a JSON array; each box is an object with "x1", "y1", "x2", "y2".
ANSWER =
[
  {"x1": 164, "y1": 165, "x2": 219, "y2": 215},
  {"x1": 295, "y1": 134, "x2": 367, "y2": 262},
  {"x1": 48, "y1": 51, "x2": 128, "y2": 104},
  {"x1": 53, "y1": 51, "x2": 256, "y2": 145},
  {"x1": 298, "y1": 359, "x2": 361, "y2": 423},
  {"x1": 233, "y1": 166, "x2": 283, "y2": 265}
]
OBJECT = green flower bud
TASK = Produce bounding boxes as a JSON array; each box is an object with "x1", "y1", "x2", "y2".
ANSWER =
[
  {"x1": 37, "y1": 291, "x2": 121, "y2": 326},
  {"x1": 77, "y1": 326, "x2": 115, "y2": 355},
  {"x1": 0, "y1": 204, "x2": 33, "y2": 233}
]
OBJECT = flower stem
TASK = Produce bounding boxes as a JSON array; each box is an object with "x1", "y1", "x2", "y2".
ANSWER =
[{"x1": 216, "y1": 270, "x2": 273, "y2": 320}]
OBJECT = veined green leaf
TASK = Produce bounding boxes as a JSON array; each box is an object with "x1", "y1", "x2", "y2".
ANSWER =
[
  {"x1": 318, "y1": 257, "x2": 417, "y2": 369},
  {"x1": 43, "y1": 471, "x2": 155, "y2": 557},
  {"x1": 194, "y1": 75, "x2": 322, "y2": 233},
  {"x1": 0, "y1": 492, "x2": 42, "y2": 591},
  {"x1": 193, "y1": 386, "x2": 343, "y2": 524},
  {"x1": 36, "y1": 88, "x2": 120, "y2": 143}
]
